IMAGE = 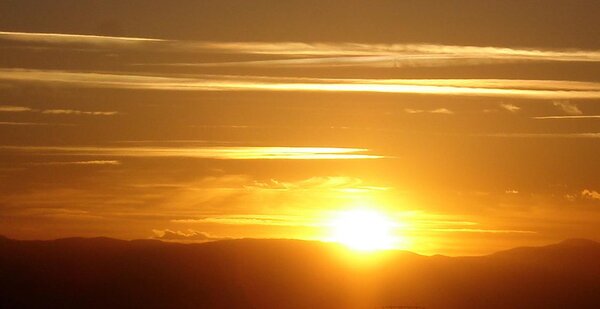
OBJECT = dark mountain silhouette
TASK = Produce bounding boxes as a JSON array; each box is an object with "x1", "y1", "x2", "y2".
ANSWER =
[{"x1": 1, "y1": 236, "x2": 599, "y2": 309}]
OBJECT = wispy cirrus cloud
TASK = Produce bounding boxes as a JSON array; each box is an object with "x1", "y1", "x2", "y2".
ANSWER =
[
  {"x1": 0, "y1": 31, "x2": 163, "y2": 46},
  {"x1": 405, "y1": 108, "x2": 454, "y2": 114},
  {"x1": 41, "y1": 109, "x2": 119, "y2": 116},
  {"x1": 531, "y1": 101, "x2": 598, "y2": 120},
  {"x1": 499, "y1": 103, "x2": 521, "y2": 113},
  {"x1": 172, "y1": 214, "x2": 320, "y2": 227},
  {"x1": 141, "y1": 175, "x2": 389, "y2": 222},
  {"x1": 0, "y1": 121, "x2": 71, "y2": 126},
  {"x1": 29, "y1": 160, "x2": 121, "y2": 166},
  {"x1": 4, "y1": 31, "x2": 600, "y2": 67},
  {"x1": 245, "y1": 176, "x2": 387, "y2": 192},
  {"x1": 9, "y1": 207, "x2": 104, "y2": 220},
  {"x1": 0, "y1": 145, "x2": 381, "y2": 160},
  {"x1": 185, "y1": 41, "x2": 600, "y2": 62},
  {"x1": 471, "y1": 133, "x2": 600, "y2": 138},
  {"x1": 0, "y1": 105, "x2": 34, "y2": 112},
  {"x1": 430, "y1": 228, "x2": 537, "y2": 234},
  {"x1": 552, "y1": 101, "x2": 583, "y2": 115},
  {"x1": 532, "y1": 115, "x2": 600, "y2": 119},
  {"x1": 0, "y1": 104, "x2": 119, "y2": 116},
  {"x1": 3, "y1": 69, "x2": 600, "y2": 99},
  {"x1": 153, "y1": 56, "x2": 407, "y2": 68},
  {"x1": 160, "y1": 41, "x2": 600, "y2": 68}
]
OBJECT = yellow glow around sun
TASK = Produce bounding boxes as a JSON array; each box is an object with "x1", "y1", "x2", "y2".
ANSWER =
[{"x1": 328, "y1": 208, "x2": 400, "y2": 252}]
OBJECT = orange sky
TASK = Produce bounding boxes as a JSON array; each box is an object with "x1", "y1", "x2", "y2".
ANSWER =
[{"x1": 0, "y1": 0, "x2": 599, "y2": 255}]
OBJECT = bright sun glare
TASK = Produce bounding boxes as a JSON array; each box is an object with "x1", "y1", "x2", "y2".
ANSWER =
[{"x1": 328, "y1": 208, "x2": 399, "y2": 252}]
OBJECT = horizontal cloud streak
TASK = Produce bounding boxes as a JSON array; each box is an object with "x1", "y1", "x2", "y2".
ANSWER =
[
  {"x1": 151, "y1": 56, "x2": 405, "y2": 68},
  {"x1": 431, "y1": 228, "x2": 537, "y2": 234},
  {"x1": 472, "y1": 133, "x2": 600, "y2": 138},
  {"x1": 0, "y1": 105, "x2": 119, "y2": 116},
  {"x1": 189, "y1": 42, "x2": 600, "y2": 62},
  {"x1": 2, "y1": 69, "x2": 600, "y2": 99},
  {"x1": 30, "y1": 160, "x2": 121, "y2": 166},
  {"x1": 0, "y1": 31, "x2": 163, "y2": 46},
  {"x1": 552, "y1": 101, "x2": 582, "y2": 115},
  {"x1": 4, "y1": 31, "x2": 600, "y2": 67},
  {"x1": 246, "y1": 176, "x2": 387, "y2": 192},
  {"x1": 0, "y1": 145, "x2": 381, "y2": 160},
  {"x1": 154, "y1": 42, "x2": 600, "y2": 68},
  {"x1": 405, "y1": 108, "x2": 454, "y2": 114},
  {"x1": 172, "y1": 214, "x2": 320, "y2": 227},
  {"x1": 532, "y1": 115, "x2": 600, "y2": 119},
  {"x1": 0, "y1": 105, "x2": 33, "y2": 112},
  {"x1": 500, "y1": 103, "x2": 521, "y2": 113},
  {"x1": 41, "y1": 109, "x2": 119, "y2": 116},
  {"x1": 0, "y1": 121, "x2": 71, "y2": 126},
  {"x1": 145, "y1": 55, "x2": 510, "y2": 69}
]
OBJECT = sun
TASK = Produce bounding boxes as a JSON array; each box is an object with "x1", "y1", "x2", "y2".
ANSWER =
[{"x1": 328, "y1": 208, "x2": 399, "y2": 252}]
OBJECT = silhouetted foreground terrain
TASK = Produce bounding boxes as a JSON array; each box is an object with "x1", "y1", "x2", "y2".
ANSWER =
[{"x1": 1, "y1": 236, "x2": 599, "y2": 309}]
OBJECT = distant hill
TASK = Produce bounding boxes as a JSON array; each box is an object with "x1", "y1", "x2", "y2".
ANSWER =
[{"x1": 1, "y1": 236, "x2": 599, "y2": 309}]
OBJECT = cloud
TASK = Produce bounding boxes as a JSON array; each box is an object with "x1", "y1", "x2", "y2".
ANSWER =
[
  {"x1": 152, "y1": 229, "x2": 228, "y2": 242},
  {"x1": 0, "y1": 105, "x2": 119, "y2": 116},
  {"x1": 151, "y1": 56, "x2": 405, "y2": 68},
  {"x1": 0, "y1": 121, "x2": 70, "y2": 126},
  {"x1": 30, "y1": 160, "x2": 121, "y2": 166},
  {"x1": 404, "y1": 108, "x2": 425, "y2": 114},
  {"x1": 41, "y1": 109, "x2": 119, "y2": 116},
  {"x1": 553, "y1": 101, "x2": 583, "y2": 115},
  {"x1": 500, "y1": 103, "x2": 521, "y2": 113},
  {"x1": 4, "y1": 31, "x2": 600, "y2": 67},
  {"x1": 12, "y1": 207, "x2": 104, "y2": 220},
  {"x1": 131, "y1": 175, "x2": 382, "y2": 212},
  {"x1": 405, "y1": 108, "x2": 454, "y2": 114},
  {"x1": 0, "y1": 145, "x2": 382, "y2": 160},
  {"x1": 159, "y1": 42, "x2": 600, "y2": 68},
  {"x1": 0, "y1": 31, "x2": 163, "y2": 46},
  {"x1": 3, "y1": 69, "x2": 600, "y2": 99},
  {"x1": 143, "y1": 55, "x2": 514, "y2": 69},
  {"x1": 184, "y1": 42, "x2": 600, "y2": 62},
  {"x1": 581, "y1": 189, "x2": 600, "y2": 201},
  {"x1": 0, "y1": 105, "x2": 34, "y2": 112},
  {"x1": 532, "y1": 115, "x2": 600, "y2": 119},
  {"x1": 154, "y1": 175, "x2": 387, "y2": 225},
  {"x1": 1, "y1": 188, "x2": 123, "y2": 213},
  {"x1": 1, "y1": 174, "x2": 356, "y2": 228},
  {"x1": 172, "y1": 214, "x2": 318, "y2": 227},
  {"x1": 431, "y1": 228, "x2": 537, "y2": 234},
  {"x1": 430, "y1": 108, "x2": 454, "y2": 114},
  {"x1": 245, "y1": 176, "x2": 385, "y2": 192},
  {"x1": 471, "y1": 133, "x2": 600, "y2": 138}
]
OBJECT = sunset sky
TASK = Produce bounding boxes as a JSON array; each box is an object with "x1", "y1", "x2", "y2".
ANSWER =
[{"x1": 1, "y1": 0, "x2": 599, "y2": 255}]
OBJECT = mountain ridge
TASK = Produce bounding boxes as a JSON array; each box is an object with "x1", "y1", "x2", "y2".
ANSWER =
[
  {"x1": 2, "y1": 236, "x2": 600, "y2": 308},
  {"x1": 3, "y1": 234, "x2": 598, "y2": 256}
]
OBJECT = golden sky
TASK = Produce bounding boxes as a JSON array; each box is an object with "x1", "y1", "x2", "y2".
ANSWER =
[{"x1": 0, "y1": 1, "x2": 599, "y2": 255}]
